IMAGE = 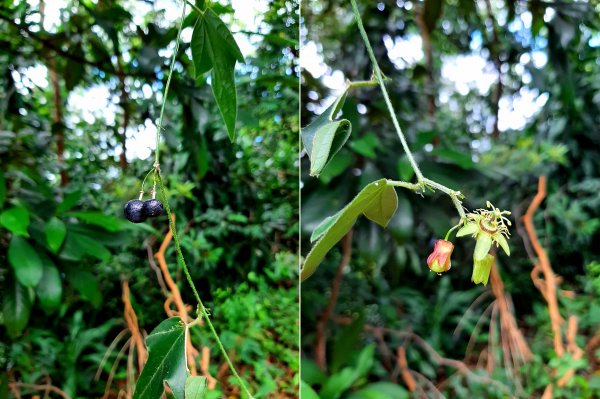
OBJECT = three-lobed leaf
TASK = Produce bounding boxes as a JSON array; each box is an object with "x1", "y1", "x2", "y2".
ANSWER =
[
  {"x1": 301, "y1": 92, "x2": 352, "y2": 176},
  {"x1": 302, "y1": 179, "x2": 398, "y2": 281},
  {"x1": 133, "y1": 317, "x2": 189, "y2": 399},
  {"x1": 191, "y1": 8, "x2": 244, "y2": 142}
]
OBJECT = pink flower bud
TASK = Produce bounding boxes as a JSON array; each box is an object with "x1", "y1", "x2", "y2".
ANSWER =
[{"x1": 427, "y1": 240, "x2": 454, "y2": 273}]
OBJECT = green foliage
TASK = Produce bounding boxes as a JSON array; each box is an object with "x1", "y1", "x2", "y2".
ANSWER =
[{"x1": 0, "y1": 0, "x2": 298, "y2": 396}]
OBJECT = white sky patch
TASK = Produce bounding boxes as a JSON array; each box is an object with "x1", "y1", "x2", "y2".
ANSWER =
[
  {"x1": 440, "y1": 54, "x2": 497, "y2": 96},
  {"x1": 300, "y1": 41, "x2": 328, "y2": 78},
  {"x1": 498, "y1": 89, "x2": 549, "y2": 131},
  {"x1": 383, "y1": 34, "x2": 423, "y2": 68},
  {"x1": 67, "y1": 85, "x2": 116, "y2": 126}
]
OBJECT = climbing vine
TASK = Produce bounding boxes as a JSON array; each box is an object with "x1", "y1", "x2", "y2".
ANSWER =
[{"x1": 300, "y1": 0, "x2": 511, "y2": 284}]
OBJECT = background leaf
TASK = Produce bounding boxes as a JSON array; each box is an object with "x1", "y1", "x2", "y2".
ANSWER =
[
  {"x1": 45, "y1": 217, "x2": 67, "y2": 253},
  {"x1": 3, "y1": 278, "x2": 32, "y2": 338},
  {"x1": 0, "y1": 205, "x2": 30, "y2": 236},
  {"x1": 36, "y1": 262, "x2": 63, "y2": 313},
  {"x1": 8, "y1": 235, "x2": 43, "y2": 287}
]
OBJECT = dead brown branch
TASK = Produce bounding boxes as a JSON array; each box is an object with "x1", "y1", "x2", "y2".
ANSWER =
[{"x1": 523, "y1": 176, "x2": 584, "y2": 390}]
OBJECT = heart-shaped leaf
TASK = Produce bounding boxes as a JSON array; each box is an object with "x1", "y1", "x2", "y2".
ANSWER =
[
  {"x1": 363, "y1": 185, "x2": 398, "y2": 227},
  {"x1": 302, "y1": 91, "x2": 352, "y2": 176},
  {"x1": 133, "y1": 317, "x2": 188, "y2": 399},
  {"x1": 302, "y1": 179, "x2": 398, "y2": 281}
]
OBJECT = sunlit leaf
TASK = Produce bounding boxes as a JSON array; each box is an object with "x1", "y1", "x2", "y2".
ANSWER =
[{"x1": 0, "y1": 205, "x2": 30, "y2": 236}]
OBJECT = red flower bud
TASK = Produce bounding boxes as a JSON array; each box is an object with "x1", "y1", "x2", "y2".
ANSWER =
[{"x1": 427, "y1": 240, "x2": 454, "y2": 273}]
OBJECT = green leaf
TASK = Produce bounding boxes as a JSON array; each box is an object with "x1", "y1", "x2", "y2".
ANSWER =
[
  {"x1": 133, "y1": 317, "x2": 189, "y2": 399},
  {"x1": 302, "y1": 179, "x2": 389, "y2": 281},
  {"x1": 0, "y1": 205, "x2": 30, "y2": 236},
  {"x1": 66, "y1": 269, "x2": 102, "y2": 307},
  {"x1": 70, "y1": 211, "x2": 129, "y2": 232},
  {"x1": 56, "y1": 190, "x2": 83, "y2": 214},
  {"x1": 36, "y1": 262, "x2": 62, "y2": 313},
  {"x1": 301, "y1": 92, "x2": 352, "y2": 176},
  {"x1": 349, "y1": 133, "x2": 379, "y2": 158},
  {"x1": 300, "y1": 381, "x2": 320, "y2": 399},
  {"x1": 185, "y1": 376, "x2": 208, "y2": 399},
  {"x1": 8, "y1": 236, "x2": 43, "y2": 287},
  {"x1": 347, "y1": 383, "x2": 409, "y2": 399},
  {"x1": 191, "y1": 16, "x2": 213, "y2": 76},
  {"x1": 363, "y1": 185, "x2": 398, "y2": 227},
  {"x1": 45, "y1": 217, "x2": 67, "y2": 253},
  {"x1": 310, "y1": 210, "x2": 342, "y2": 243},
  {"x1": 210, "y1": 54, "x2": 237, "y2": 141},
  {"x1": 2, "y1": 278, "x2": 33, "y2": 338},
  {"x1": 474, "y1": 233, "x2": 492, "y2": 261},
  {"x1": 204, "y1": 8, "x2": 244, "y2": 63},
  {"x1": 200, "y1": 8, "x2": 244, "y2": 141},
  {"x1": 397, "y1": 156, "x2": 415, "y2": 182},
  {"x1": 64, "y1": 232, "x2": 111, "y2": 261}
]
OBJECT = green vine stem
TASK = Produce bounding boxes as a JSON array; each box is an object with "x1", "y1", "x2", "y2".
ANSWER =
[
  {"x1": 156, "y1": 172, "x2": 254, "y2": 398},
  {"x1": 147, "y1": 1, "x2": 254, "y2": 398},
  {"x1": 349, "y1": 0, "x2": 466, "y2": 223}
]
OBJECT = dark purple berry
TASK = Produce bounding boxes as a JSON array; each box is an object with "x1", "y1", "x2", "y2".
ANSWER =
[
  {"x1": 124, "y1": 199, "x2": 146, "y2": 223},
  {"x1": 143, "y1": 199, "x2": 163, "y2": 217}
]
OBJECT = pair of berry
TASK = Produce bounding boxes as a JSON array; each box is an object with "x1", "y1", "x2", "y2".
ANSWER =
[{"x1": 124, "y1": 199, "x2": 163, "y2": 223}]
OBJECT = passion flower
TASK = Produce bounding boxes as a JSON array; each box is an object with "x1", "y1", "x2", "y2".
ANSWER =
[{"x1": 427, "y1": 239, "x2": 454, "y2": 273}]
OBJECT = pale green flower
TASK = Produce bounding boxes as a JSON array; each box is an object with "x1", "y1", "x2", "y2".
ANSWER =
[{"x1": 456, "y1": 202, "x2": 511, "y2": 285}]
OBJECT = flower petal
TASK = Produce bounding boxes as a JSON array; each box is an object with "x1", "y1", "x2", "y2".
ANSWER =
[
  {"x1": 495, "y1": 234, "x2": 510, "y2": 256},
  {"x1": 456, "y1": 222, "x2": 478, "y2": 237},
  {"x1": 472, "y1": 254, "x2": 494, "y2": 286},
  {"x1": 474, "y1": 233, "x2": 492, "y2": 261}
]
